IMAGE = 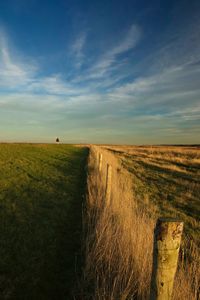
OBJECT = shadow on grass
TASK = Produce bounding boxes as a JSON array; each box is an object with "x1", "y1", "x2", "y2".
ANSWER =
[{"x1": 0, "y1": 146, "x2": 89, "y2": 300}]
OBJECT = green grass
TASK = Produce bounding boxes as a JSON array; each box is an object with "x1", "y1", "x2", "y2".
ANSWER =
[{"x1": 0, "y1": 143, "x2": 88, "y2": 300}]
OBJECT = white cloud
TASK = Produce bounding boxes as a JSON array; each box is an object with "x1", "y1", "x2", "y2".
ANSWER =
[
  {"x1": 79, "y1": 24, "x2": 141, "y2": 80},
  {"x1": 27, "y1": 75, "x2": 81, "y2": 95},
  {"x1": 0, "y1": 30, "x2": 36, "y2": 88},
  {"x1": 71, "y1": 32, "x2": 87, "y2": 68},
  {"x1": 110, "y1": 63, "x2": 200, "y2": 105},
  {"x1": 0, "y1": 29, "x2": 90, "y2": 97},
  {"x1": 108, "y1": 24, "x2": 141, "y2": 56}
]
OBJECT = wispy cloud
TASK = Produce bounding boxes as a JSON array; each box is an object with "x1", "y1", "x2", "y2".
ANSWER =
[
  {"x1": 71, "y1": 32, "x2": 87, "y2": 68},
  {"x1": 0, "y1": 16, "x2": 200, "y2": 144},
  {"x1": 27, "y1": 75, "x2": 88, "y2": 95},
  {"x1": 108, "y1": 63, "x2": 200, "y2": 112},
  {"x1": 78, "y1": 24, "x2": 141, "y2": 80},
  {"x1": 0, "y1": 30, "x2": 36, "y2": 88},
  {"x1": 107, "y1": 24, "x2": 141, "y2": 56},
  {"x1": 0, "y1": 29, "x2": 88, "y2": 96}
]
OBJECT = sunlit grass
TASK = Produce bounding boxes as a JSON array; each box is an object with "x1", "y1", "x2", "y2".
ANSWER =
[
  {"x1": 84, "y1": 145, "x2": 200, "y2": 299},
  {"x1": 108, "y1": 145, "x2": 200, "y2": 245}
]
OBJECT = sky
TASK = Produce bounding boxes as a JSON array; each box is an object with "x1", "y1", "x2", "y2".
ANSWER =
[{"x1": 0, "y1": 0, "x2": 200, "y2": 144}]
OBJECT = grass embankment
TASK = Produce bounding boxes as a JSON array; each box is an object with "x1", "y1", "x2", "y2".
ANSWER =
[
  {"x1": 84, "y1": 145, "x2": 199, "y2": 300},
  {"x1": 108, "y1": 146, "x2": 200, "y2": 245},
  {"x1": 0, "y1": 144, "x2": 88, "y2": 300}
]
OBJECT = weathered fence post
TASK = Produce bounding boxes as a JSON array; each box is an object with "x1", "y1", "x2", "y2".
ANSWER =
[
  {"x1": 150, "y1": 218, "x2": 183, "y2": 300},
  {"x1": 99, "y1": 153, "x2": 102, "y2": 172},
  {"x1": 105, "y1": 164, "x2": 112, "y2": 205}
]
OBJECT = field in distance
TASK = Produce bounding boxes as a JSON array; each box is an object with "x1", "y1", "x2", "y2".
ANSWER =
[
  {"x1": 106, "y1": 145, "x2": 200, "y2": 247},
  {"x1": 0, "y1": 143, "x2": 88, "y2": 300}
]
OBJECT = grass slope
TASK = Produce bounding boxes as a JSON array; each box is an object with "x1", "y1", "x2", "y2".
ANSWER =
[
  {"x1": 0, "y1": 144, "x2": 88, "y2": 300},
  {"x1": 108, "y1": 146, "x2": 200, "y2": 246},
  {"x1": 84, "y1": 146, "x2": 199, "y2": 299}
]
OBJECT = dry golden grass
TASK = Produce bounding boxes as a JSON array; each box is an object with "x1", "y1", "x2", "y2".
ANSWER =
[
  {"x1": 83, "y1": 145, "x2": 200, "y2": 299},
  {"x1": 105, "y1": 145, "x2": 200, "y2": 246}
]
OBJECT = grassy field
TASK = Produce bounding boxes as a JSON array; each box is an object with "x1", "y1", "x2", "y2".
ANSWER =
[
  {"x1": 0, "y1": 144, "x2": 88, "y2": 300},
  {"x1": 1, "y1": 144, "x2": 199, "y2": 299},
  {"x1": 84, "y1": 145, "x2": 200, "y2": 299},
  {"x1": 107, "y1": 145, "x2": 200, "y2": 246}
]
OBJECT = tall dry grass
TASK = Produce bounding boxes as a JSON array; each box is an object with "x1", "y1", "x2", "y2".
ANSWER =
[
  {"x1": 82, "y1": 146, "x2": 199, "y2": 299},
  {"x1": 105, "y1": 145, "x2": 200, "y2": 247}
]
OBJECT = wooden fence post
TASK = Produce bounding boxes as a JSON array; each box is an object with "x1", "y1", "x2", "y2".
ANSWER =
[
  {"x1": 97, "y1": 152, "x2": 99, "y2": 168},
  {"x1": 150, "y1": 218, "x2": 183, "y2": 300},
  {"x1": 105, "y1": 164, "x2": 112, "y2": 205},
  {"x1": 99, "y1": 153, "x2": 102, "y2": 172}
]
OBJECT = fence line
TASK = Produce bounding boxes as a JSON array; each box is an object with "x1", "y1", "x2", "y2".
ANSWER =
[{"x1": 95, "y1": 147, "x2": 184, "y2": 300}]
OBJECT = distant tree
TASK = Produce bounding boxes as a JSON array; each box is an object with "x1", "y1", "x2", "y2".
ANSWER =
[{"x1": 56, "y1": 137, "x2": 60, "y2": 143}]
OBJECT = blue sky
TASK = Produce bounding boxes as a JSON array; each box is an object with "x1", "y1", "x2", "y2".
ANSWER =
[{"x1": 0, "y1": 0, "x2": 200, "y2": 144}]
